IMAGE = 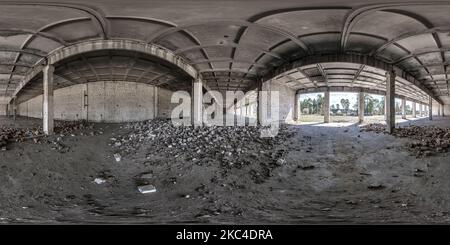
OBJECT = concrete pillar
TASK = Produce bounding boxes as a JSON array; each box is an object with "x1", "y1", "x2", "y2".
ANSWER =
[
  {"x1": 358, "y1": 92, "x2": 364, "y2": 123},
  {"x1": 12, "y1": 97, "x2": 16, "y2": 121},
  {"x1": 429, "y1": 96, "x2": 433, "y2": 121},
  {"x1": 191, "y1": 79, "x2": 203, "y2": 127},
  {"x1": 384, "y1": 96, "x2": 387, "y2": 120},
  {"x1": 443, "y1": 104, "x2": 446, "y2": 117},
  {"x1": 385, "y1": 70, "x2": 395, "y2": 134},
  {"x1": 401, "y1": 98, "x2": 406, "y2": 119},
  {"x1": 324, "y1": 90, "x2": 330, "y2": 123},
  {"x1": 256, "y1": 80, "x2": 263, "y2": 125},
  {"x1": 154, "y1": 86, "x2": 158, "y2": 118},
  {"x1": 412, "y1": 102, "x2": 416, "y2": 118},
  {"x1": 82, "y1": 84, "x2": 88, "y2": 121},
  {"x1": 419, "y1": 104, "x2": 423, "y2": 117},
  {"x1": 43, "y1": 65, "x2": 54, "y2": 135},
  {"x1": 294, "y1": 93, "x2": 300, "y2": 121}
]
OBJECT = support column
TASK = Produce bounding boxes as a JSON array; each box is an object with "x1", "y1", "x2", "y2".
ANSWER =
[
  {"x1": 385, "y1": 70, "x2": 395, "y2": 134},
  {"x1": 412, "y1": 102, "x2": 416, "y2": 118},
  {"x1": 443, "y1": 104, "x2": 446, "y2": 117},
  {"x1": 154, "y1": 86, "x2": 158, "y2": 118},
  {"x1": 384, "y1": 96, "x2": 387, "y2": 120},
  {"x1": 419, "y1": 104, "x2": 423, "y2": 117},
  {"x1": 294, "y1": 93, "x2": 300, "y2": 121},
  {"x1": 43, "y1": 65, "x2": 54, "y2": 135},
  {"x1": 401, "y1": 98, "x2": 406, "y2": 119},
  {"x1": 256, "y1": 80, "x2": 263, "y2": 125},
  {"x1": 12, "y1": 97, "x2": 16, "y2": 121},
  {"x1": 429, "y1": 96, "x2": 433, "y2": 121},
  {"x1": 191, "y1": 79, "x2": 203, "y2": 127},
  {"x1": 323, "y1": 90, "x2": 330, "y2": 123},
  {"x1": 358, "y1": 92, "x2": 365, "y2": 123}
]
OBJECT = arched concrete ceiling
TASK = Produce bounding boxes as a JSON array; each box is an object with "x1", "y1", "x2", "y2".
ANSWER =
[
  {"x1": 1, "y1": 0, "x2": 449, "y2": 103},
  {"x1": 14, "y1": 50, "x2": 193, "y2": 104}
]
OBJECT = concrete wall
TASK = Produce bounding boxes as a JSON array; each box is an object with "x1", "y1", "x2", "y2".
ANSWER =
[
  {"x1": 18, "y1": 81, "x2": 173, "y2": 122},
  {"x1": 224, "y1": 80, "x2": 295, "y2": 123},
  {"x1": 157, "y1": 88, "x2": 175, "y2": 118},
  {"x1": 262, "y1": 79, "x2": 296, "y2": 123},
  {"x1": 440, "y1": 96, "x2": 450, "y2": 116},
  {"x1": 0, "y1": 104, "x2": 7, "y2": 116},
  {"x1": 432, "y1": 98, "x2": 450, "y2": 116}
]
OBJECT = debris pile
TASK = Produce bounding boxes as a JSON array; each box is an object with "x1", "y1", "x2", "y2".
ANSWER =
[
  {"x1": 111, "y1": 119, "x2": 293, "y2": 182},
  {"x1": 361, "y1": 123, "x2": 450, "y2": 157},
  {"x1": 54, "y1": 120, "x2": 97, "y2": 136},
  {"x1": 0, "y1": 126, "x2": 42, "y2": 150},
  {"x1": 0, "y1": 120, "x2": 96, "y2": 151}
]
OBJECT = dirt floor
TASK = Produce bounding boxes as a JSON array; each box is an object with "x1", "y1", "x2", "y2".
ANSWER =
[{"x1": 1, "y1": 116, "x2": 450, "y2": 224}]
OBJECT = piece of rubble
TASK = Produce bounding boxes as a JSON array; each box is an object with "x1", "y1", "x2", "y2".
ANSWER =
[
  {"x1": 138, "y1": 184, "x2": 157, "y2": 194},
  {"x1": 368, "y1": 184, "x2": 385, "y2": 190},
  {"x1": 113, "y1": 153, "x2": 122, "y2": 162}
]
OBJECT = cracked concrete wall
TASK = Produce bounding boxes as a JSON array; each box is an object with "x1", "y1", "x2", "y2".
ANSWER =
[{"x1": 17, "y1": 81, "x2": 173, "y2": 122}]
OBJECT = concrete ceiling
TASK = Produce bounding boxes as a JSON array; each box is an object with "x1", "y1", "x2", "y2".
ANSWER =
[
  {"x1": 1, "y1": 0, "x2": 450, "y2": 103},
  {"x1": 14, "y1": 50, "x2": 193, "y2": 103}
]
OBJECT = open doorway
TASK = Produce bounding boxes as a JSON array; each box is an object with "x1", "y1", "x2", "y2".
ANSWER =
[
  {"x1": 299, "y1": 92, "x2": 324, "y2": 123},
  {"x1": 330, "y1": 92, "x2": 358, "y2": 123}
]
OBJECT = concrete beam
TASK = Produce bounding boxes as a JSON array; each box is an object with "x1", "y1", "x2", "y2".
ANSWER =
[
  {"x1": 262, "y1": 54, "x2": 442, "y2": 104},
  {"x1": 43, "y1": 65, "x2": 54, "y2": 135},
  {"x1": 11, "y1": 39, "x2": 198, "y2": 101},
  {"x1": 324, "y1": 90, "x2": 330, "y2": 123},
  {"x1": 386, "y1": 70, "x2": 395, "y2": 134},
  {"x1": 358, "y1": 92, "x2": 364, "y2": 123},
  {"x1": 191, "y1": 79, "x2": 203, "y2": 127}
]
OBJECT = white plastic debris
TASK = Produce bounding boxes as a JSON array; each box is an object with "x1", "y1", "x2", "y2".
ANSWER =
[
  {"x1": 94, "y1": 178, "x2": 106, "y2": 184},
  {"x1": 138, "y1": 184, "x2": 157, "y2": 194},
  {"x1": 113, "y1": 153, "x2": 121, "y2": 162}
]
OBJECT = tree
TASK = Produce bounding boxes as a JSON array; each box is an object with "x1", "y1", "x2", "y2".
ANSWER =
[{"x1": 340, "y1": 98, "x2": 350, "y2": 115}]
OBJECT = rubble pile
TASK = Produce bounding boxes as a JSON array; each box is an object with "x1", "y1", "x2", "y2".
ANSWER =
[
  {"x1": 54, "y1": 120, "x2": 97, "y2": 136},
  {"x1": 111, "y1": 119, "x2": 293, "y2": 176},
  {"x1": 0, "y1": 120, "x2": 96, "y2": 151},
  {"x1": 0, "y1": 126, "x2": 42, "y2": 150},
  {"x1": 361, "y1": 123, "x2": 450, "y2": 157}
]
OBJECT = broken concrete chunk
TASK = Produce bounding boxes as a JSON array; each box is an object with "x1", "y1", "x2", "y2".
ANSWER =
[
  {"x1": 113, "y1": 153, "x2": 122, "y2": 162},
  {"x1": 138, "y1": 184, "x2": 157, "y2": 194}
]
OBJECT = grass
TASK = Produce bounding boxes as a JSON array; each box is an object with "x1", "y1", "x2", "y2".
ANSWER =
[{"x1": 299, "y1": 114, "x2": 323, "y2": 123}]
